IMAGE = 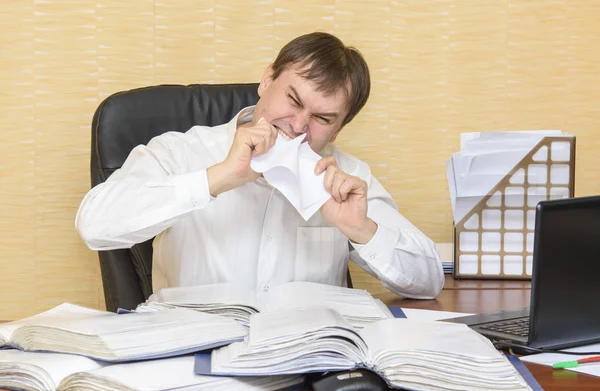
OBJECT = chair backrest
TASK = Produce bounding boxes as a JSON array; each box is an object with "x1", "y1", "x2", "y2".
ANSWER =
[{"x1": 91, "y1": 83, "x2": 260, "y2": 312}]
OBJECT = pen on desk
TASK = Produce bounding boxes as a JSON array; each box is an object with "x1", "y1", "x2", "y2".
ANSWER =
[{"x1": 553, "y1": 356, "x2": 600, "y2": 369}]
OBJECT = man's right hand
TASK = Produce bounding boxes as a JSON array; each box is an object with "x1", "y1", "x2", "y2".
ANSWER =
[{"x1": 207, "y1": 118, "x2": 278, "y2": 196}]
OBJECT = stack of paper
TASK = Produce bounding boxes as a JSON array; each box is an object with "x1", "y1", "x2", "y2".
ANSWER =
[
  {"x1": 199, "y1": 307, "x2": 531, "y2": 391},
  {"x1": 0, "y1": 350, "x2": 105, "y2": 391},
  {"x1": 140, "y1": 281, "x2": 393, "y2": 329},
  {"x1": 0, "y1": 350, "x2": 305, "y2": 391},
  {"x1": 441, "y1": 262, "x2": 454, "y2": 273},
  {"x1": 4, "y1": 305, "x2": 247, "y2": 362},
  {"x1": 140, "y1": 283, "x2": 259, "y2": 326},
  {"x1": 0, "y1": 303, "x2": 112, "y2": 348},
  {"x1": 446, "y1": 130, "x2": 572, "y2": 224},
  {"x1": 257, "y1": 282, "x2": 393, "y2": 329},
  {"x1": 57, "y1": 356, "x2": 305, "y2": 391}
]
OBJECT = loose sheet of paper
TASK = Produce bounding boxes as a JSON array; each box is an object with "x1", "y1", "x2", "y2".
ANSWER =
[
  {"x1": 402, "y1": 308, "x2": 474, "y2": 321},
  {"x1": 520, "y1": 343, "x2": 600, "y2": 378}
]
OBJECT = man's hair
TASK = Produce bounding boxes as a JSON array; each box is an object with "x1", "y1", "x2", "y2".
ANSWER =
[{"x1": 271, "y1": 32, "x2": 371, "y2": 126}]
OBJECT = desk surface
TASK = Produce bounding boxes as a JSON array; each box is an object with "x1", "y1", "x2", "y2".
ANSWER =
[
  {"x1": 0, "y1": 275, "x2": 597, "y2": 391},
  {"x1": 439, "y1": 275, "x2": 531, "y2": 290},
  {"x1": 374, "y1": 274, "x2": 598, "y2": 391}
]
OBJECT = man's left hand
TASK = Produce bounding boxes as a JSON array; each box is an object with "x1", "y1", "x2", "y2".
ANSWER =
[{"x1": 315, "y1": 156, "x2": 378, "y2": 244}]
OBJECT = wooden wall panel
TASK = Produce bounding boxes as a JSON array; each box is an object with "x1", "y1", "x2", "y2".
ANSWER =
[
  {"x1": 1, "y1": 0, "x2": 600, "y2": 319},
  {"x1": 0, "y1": 1, "x2": 37, "y2": 317},
  {"x1": 214, "y1": 3, "x2": 275, "y2": 82},
  {"x1": 565, "y1": 2, "x2": 600, "y2": 196},
  {"x1": 154, "y1": 0, "x2": 216, "y2": 84},
  {"x1": 31, "y1": 0, "x2": 100, "y2": 313},
  {"x1": 96, "y1": 0, "x2": 155, "y2": 97}
]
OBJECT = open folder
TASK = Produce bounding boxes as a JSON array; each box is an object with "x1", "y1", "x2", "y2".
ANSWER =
[
  {"x1": 0, "y1": 350, "x2": 306, "y2": 391},
  {"x1": 0, "y1": 303, "x2": 247, "y2": 362},
  {"x1": 139, "y1": 281, "x2": 394, "y2": 329},
  {"x1": 195, "y1": 307, "x2": 532, "y2": 391},
  {"x1": 446, "y1": 131, "x2": 575, "y2": 279}
]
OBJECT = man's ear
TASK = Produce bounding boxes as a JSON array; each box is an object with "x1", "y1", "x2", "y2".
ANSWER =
[{"x1": 257, "y1": 64, "x2": 274, "y2": 97}]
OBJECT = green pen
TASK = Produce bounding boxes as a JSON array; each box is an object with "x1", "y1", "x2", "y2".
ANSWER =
[{"x1": 553, "y1": 356, "x2": 600, "y2": 369}]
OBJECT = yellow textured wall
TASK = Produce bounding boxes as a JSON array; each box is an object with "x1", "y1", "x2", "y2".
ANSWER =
[{"x1": 2, "y1": 1, "x2": 600, "y2": 318}]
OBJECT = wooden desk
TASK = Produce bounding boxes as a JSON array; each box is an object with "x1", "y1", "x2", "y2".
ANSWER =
[
  {"x1": 375, "y1": 275, "x2": 599, "y2": 390},
  {"x1": 440, "y1": 275, "x2": 531, "y2": 290}
]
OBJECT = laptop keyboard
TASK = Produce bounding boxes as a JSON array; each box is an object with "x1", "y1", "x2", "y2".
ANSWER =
[{"x1": 479, "y1": 317, "x2": 530, "y2": 337}]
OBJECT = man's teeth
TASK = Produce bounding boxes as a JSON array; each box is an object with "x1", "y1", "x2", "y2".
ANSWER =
[{"x1": 278, "y1": 129, "x2": 293, "y2": 141}]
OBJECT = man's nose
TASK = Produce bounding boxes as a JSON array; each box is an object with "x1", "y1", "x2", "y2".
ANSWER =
[{"x1": 291, "y1": 112, "x2": 310, "y2": 134}]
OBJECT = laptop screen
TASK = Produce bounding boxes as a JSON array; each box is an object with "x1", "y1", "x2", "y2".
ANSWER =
[{"x1": 529, "y1": 195, "x2": 600, "y2": 348}]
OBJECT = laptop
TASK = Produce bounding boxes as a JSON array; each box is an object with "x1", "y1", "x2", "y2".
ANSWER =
[{"x1": 445, "y1": 195, "x2": 600, "y2": 350}]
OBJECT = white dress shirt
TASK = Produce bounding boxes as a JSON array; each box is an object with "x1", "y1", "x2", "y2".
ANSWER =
[{"x1": 76, "y1": 107, "x2": 444, "y2": 299}]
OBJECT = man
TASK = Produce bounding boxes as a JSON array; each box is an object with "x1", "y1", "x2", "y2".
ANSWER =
[{"x1": 76, "y1": 32, "x2": 444, "y2": 299}]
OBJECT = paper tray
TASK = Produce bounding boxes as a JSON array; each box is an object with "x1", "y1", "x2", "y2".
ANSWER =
[{"x1": 453, "y1": 136, "x2": 576, "y2": 279}]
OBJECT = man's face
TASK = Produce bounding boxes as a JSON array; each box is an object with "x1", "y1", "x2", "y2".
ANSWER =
[{"x1": 253, "y1": 63, "x2": 349, "y2": 154}]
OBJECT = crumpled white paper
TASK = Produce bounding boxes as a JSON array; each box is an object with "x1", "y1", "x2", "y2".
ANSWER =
[{"x1": 250, "y1": 130, "x2": 331, "y2": 221}]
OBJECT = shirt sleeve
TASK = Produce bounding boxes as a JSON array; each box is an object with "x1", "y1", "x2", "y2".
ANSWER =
[
  {"x1": 347, "y1": 161, "x2": 445, "y2": 299},
  {"x1": 75, "y1": 131, "x2": 215, "y2": 251}
]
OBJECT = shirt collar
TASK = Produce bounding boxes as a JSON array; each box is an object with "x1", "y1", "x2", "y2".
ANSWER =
[{"x1": 227, "y1": 106, "x2": 255, "y2": 133}]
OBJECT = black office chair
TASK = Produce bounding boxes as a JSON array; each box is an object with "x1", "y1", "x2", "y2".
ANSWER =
[
  {"x1": 91, "y1": 83, "x2": 260, "y2": 312},
  {"x1": 90, "y1": 83, "x2": 353, "y2": 312}
]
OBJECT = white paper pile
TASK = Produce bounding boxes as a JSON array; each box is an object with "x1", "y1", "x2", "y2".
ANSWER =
[
  {"x1": 0, "y1": 350, "x2": 305, "y2": 391},
  {"x1": 57, "y1": 355, "x2": 305, "y2": 391},
  {"x1": 206, "y1": 308, "x2": 531, "y2": 391},
  {"x1": 0, "y1": 350, "x2": 105, "y2": 391},
  {"x1": 446, "y1": 130, "x2": 572, "y2": 224},
  {"x1": 9, "y1": 308, "x2": 247, "y2": 362},
  {"x1": 140, "y1": 281, "x2": 393, "y2": 329},
  {"x1": 140, "y1": 283, "x2": 259, "y2": 327}
]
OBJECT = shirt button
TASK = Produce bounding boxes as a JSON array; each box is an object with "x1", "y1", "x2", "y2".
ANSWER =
[
  {"x1": 369, "y1": 253, "x2": 376, "y2": 259},
  {"x1": 191, "y1": 201, "x2": 197, "y2": 207},
  {"x1": 263, "y1": 285, "x2": 270, "y2": 292},
  {"x1": 266, "y1": 235, "x2": 272, "y2": 241}
]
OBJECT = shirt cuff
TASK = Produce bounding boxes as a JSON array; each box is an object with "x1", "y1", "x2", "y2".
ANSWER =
[
  {"x1": 350, "y1": 223, "x2": 398, "y2": 271},
  {"x1": 170, "y1": 169, "x2": 215, "y2": 210}
]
